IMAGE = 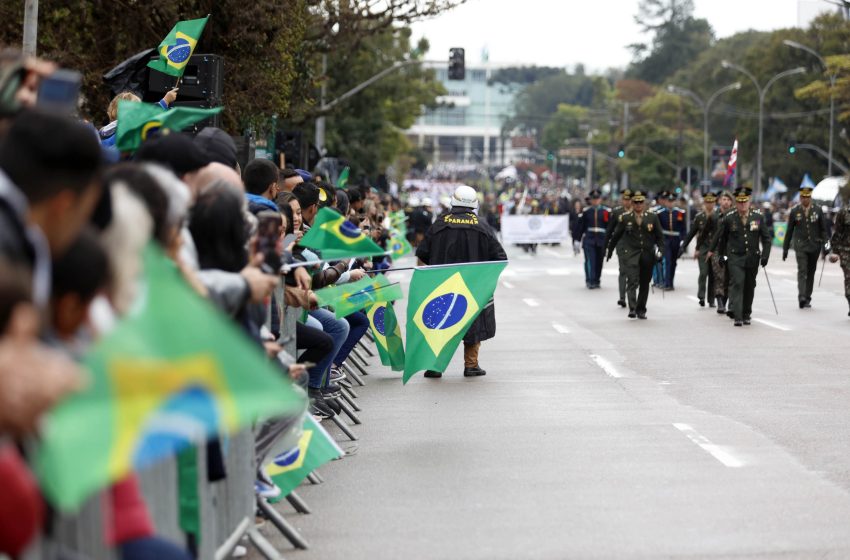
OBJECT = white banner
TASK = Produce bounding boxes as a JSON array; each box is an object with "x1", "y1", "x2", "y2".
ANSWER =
[{"x1": 500, "y1": 215, "x2": 570, "y2": 244}]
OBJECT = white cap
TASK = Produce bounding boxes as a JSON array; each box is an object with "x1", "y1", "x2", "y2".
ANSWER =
[
  {"x1": 451, "y1": 185, "x2": 478, "y2": 210},
  {"x1": 422, "y1": 197, "x2": 433, "y2": 207},
  {"x1": 408, "y1": 196, "x2": 421, "y2": 206}
]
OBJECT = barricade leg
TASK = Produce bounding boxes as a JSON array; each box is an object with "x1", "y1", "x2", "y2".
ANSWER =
[
  {"x1": 329, "y1": 413, "x2": 359, "y2": 441},
  {"x1": 347, "y1": 355, "x2": 370, "y2": 378},
  {"x1": 351, "y1": 347, "x2": 369, "y2": 366},
  {"x1": 332, "y1": 396, "x2": 362, "y2": 425},
  {"x1": 247, "y1": 527, "x2": 284, "y2": 560},
  {"x1": 285, "y1": 491, "x2": 311, "y2": 514},
  {"x1": 307, "y1": 472, "x2": 323, "y2": 484},
  {"x1": 342, "y1": 362, "x2": 365, "y2": 386},
  {"x1": 357, "y1": 339, "x2": 375, "y2": 357},
  {"x1": 256, "y1": 497, "x2": 309, "y2": 550},
  {"x1": 339, "y1": 379, "x2": 359, "y2": 398}
]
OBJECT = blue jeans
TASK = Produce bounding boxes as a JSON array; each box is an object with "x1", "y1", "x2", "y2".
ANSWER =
[
  {"x1": 120, "y1": 537, "x2": 192, "y2": 560},
  {"x1": 306, "y1": 308, "x2": 349, "y2": 388},
  {"x1": 335, "y1": 311, "x2": 370, "y2": 366}
]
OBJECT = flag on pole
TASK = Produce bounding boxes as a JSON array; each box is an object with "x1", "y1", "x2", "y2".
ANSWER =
[
  {"x1": 388, "y1": 230, "x2": 413, "y2": 259},
  {"x1": 147, "y1": 16, "x2": 209, "y2": 78},
  {"x1": 115, "y1": 100, "x2": 222, "y2": 152},
  {"x1": 366, "y1": 302, "x2": 405, "y2": 371},
  {"x1": 33, "y1": 246, "x2": 304, "y2": 511},
  {"x1": 403, "y1": 261, "x2": 507, "y2": 383},
  {"x1": 268, "y1": 415, "x2": 343, "y2": 498},
  {"x1": 336, "y1": 167, "x2": 350, "y2": 189},
  {"x1": 299, "y1": 207, "x2": 387, "y2": 259},
  {"x1": 314, "y1": 274, "x2": 403, "y2": 318},
  {"x1": 723, "y1": 138, "x2": 738, "y2": 187}
]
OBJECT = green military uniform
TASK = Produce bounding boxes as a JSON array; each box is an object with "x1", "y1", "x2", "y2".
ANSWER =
[
  {"x1": 681, "y1": 193, "x2": 718, "y2": 306},
  {"x1": 828, "y1": 205, "x2": 850, "y2": 315},
  {"x1": 604, "y1": 189, "x2": 632, "y2": 308},
  {"x1": 607, "y1": 191, "x2": 664, "y2": 319},
  {"x1": 709, "y1": 199, "x2": 735, "y2": 313},
  {"x1": 713, "y1": 188, "x2": 772, "y2": 325},
  {"x1": 782, "y1": 192, "x2": 829, "y2": 307}
]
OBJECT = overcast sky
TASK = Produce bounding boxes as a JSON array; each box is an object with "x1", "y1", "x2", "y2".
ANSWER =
[{"x1": 410, "y1": 0, "x2": 837, "y2": 70}]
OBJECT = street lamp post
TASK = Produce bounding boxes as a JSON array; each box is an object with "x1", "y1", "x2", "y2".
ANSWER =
[
  {"x1": 721, "y1": 61, "x2": 806, "y2": 195},
  {"x1": 783, "y1": 40, "x2": 838, "y2": 177},
  {"x1": 667, "y1": 82, "x2": 742, "y2": 186}
]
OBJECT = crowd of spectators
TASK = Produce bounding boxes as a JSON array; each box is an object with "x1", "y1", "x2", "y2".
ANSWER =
[{"x1": 0, "y1": 49, "x2": 408, "y2": 559}]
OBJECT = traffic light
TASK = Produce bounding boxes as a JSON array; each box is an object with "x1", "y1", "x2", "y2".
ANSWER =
[
  {"x1": 617, "y1": 144, "x2": 625, "y2": 158},
  {"x1": 547, "y1": 152, "x2": 555, "y2": 161},
  {"x1": 448, "y1": 48, "x2": 465, "y2": 80},
  {"x1": 788, "y1": 140, "x2": 797, "y2": 155}
]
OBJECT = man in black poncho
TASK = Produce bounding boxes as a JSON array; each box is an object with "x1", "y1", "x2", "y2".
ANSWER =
[{"x1": 415, "y1": 185, "x2": 507, "y2": 378}]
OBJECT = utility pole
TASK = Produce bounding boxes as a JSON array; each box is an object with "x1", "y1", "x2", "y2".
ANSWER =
[
  {"x1": 23, "y1": 0, "x2": 38, "y2": 57},
  {"x1": 315, "y1": 54, "x2": 328, "y2": 155},
  {"x1": 621, "y1": 102, "x2": 630, "y2": 191}
]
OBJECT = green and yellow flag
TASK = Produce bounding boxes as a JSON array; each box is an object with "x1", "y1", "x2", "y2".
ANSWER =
[
  {"x1": 115, "y1": 100, "x2": 222, "y2": 152},
  {"x1": 404, "y1": 261, "x2": 507, "y2": 383},
  {"x1": 314, "y1": 274, "x2": 402, "y2": 319},
  {"x1": 299, "y1": 207, "x2": 387, "y2": 260},
  {"x1": 147, "y1": 16, "x2": 209, "y2": 78},
  {"x1": 366, "y1": 302, "x2": 405, "y2": 371},
  {"x1": 388, "y1": 230, "x2": 413, "y2": 259},
  {"x1": 34, "y1": 246, "x2": 304, "y2": 511},
  {"x1": 336, "y1": 166, "x2": 350, "y2": 189},
  {"x1": 268, "y1": 415, "x2": 343, "y2": 498}
]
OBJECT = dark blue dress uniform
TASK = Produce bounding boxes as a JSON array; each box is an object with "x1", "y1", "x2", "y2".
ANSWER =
[
  {"x1": 577, "y1": 193, "x2": 610, "y2": 289},
  {"x1": 655, "y1": 202, "x2": 687, "y2": 289}
]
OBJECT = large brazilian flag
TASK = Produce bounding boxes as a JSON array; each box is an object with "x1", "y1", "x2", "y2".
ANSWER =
[
  {"x1": 299, "y1": 207, "x2": 387, "y2": 260},
  {"x1": 34, "y1": 246, "x2": 305, "y2": 511},
  {"x1": 115, "y1": 100, "x2": 222, "y2": 152},
  {"x1": 403, "y1": 261, "x2": 507, "y2": 383},
  {"x1": 366, "y1": 302, "x2": 405, "y2": 371},
  {"x1": 314, "y1": 274, "x2": 402, "y2": 319},
  {"x1": 147, "y1": 16, "x2": 209, "y2": 78}
]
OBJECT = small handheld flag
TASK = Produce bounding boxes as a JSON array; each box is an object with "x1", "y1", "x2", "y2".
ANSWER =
[
  {"x1": 367, "y1": 302, "x2": 405, "y2": 371},
  {"x1": 268, "y1": 415, "x2": 343, "y2": 498},
  {"x1": 336, "y1": 167, "x2": 350, "y2": 189},
  {"x1": 115, "y1": 100, "x2": 222, "y2": 152},
  {"x1": 147, "y1": 16, "x2": 210, "y2": 78},
  {"x1": 314, "y1": 274, "x2": 403, "y2": 318},
  {"x1": 299, "y1": 207, "x2": 387, "y2": 260}
]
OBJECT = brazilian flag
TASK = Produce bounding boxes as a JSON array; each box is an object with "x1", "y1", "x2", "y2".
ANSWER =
[
  {"x1": 388, "y1": 230, "x2": 412, "y2": 259},
  {"x1": 299, "y1": 207, "x2": 387, "y2": 260},
  {"x1": 147, "y1": 16, "x2": 209, "y2": 78},
  {"x1": 404, "y1": 262, "x2": 507, "y2": 383},
  {"x1": 268, "y1": 415, "x2": 343, "y2": 498},
  {"x1": 336, "y1": 166, "x2": 350, "y2": 189},
  {"x1": 33, "y1": 246, "x2": 304, "y2": 511},
  {"x1": 314, "y1": 274, "x2": 402, "y2": 319},
  {"x1": 366, "y1": 302, "x2": 405, "y2": 371},
  {"x1": 115, "y1": 100, "x2": 222, "y2": 152}
]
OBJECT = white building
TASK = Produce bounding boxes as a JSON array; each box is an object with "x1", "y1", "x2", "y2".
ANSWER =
[{"x1": 407, "y1": 61, "x2": 521, "y2": 166}]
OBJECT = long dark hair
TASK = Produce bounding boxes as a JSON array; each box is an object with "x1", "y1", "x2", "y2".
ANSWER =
[{"x1": 189, "y1": 181, "x2": 248, "y2": 272}]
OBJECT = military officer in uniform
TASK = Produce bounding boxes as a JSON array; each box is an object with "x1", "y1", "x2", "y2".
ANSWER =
[
  {"x1": 709, "y1": 187, "x2": 771, "y2": 327},
  {"x1": 577, "y1": 189, "x2": 610, "y2": 289},
  {"x1": 416, "y1": 185, "x2": 507, "y2": 378},
  {"x1": 604, "y1": 189, "x2": 632, "y2": 307},
  {"x1": 606, "y1": 191, "x2": 664, "y2": 319},
  {"x1": 655, "y1": 191, "x2": 687, "y2": 290},
  {"x1": 680, "y1": 192, "x2": 718, "y2": 307},
  {"x1": 782, "y1": 184, "x2": 830, "y2": 308},
  {"x1": 827, "y1": 189, "x2": 850, "y2": 316},
  {"x1": 710, "y1": 190, "x2": 735, "y2": 313}
]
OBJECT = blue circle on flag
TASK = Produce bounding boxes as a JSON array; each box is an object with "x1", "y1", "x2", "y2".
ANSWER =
[
  {"x1": 274, "y1": 448, "x2": 301, "y2": 467},
  {"x1": 339, "y1": 220, "x2": 362, "y2": 239},
  {"x1": 167, "y1": 38, "x2": 192, "y2": 63},
  {"x1": 422, "y1": 293, "x2": 467, "y2": 330},
  {"x1": 373, "y1": 306, "x2": 387, "y2": 335}
]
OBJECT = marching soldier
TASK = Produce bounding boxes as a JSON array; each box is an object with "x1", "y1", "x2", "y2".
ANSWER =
[
  {"x1": 655, "y1": 191, "x2": 687, "y2": 290},
  {"x1": 782, "y1": 184, "x2": 830, "y2": 308},
  {"x1": 709, "y1": 187, "x2": 771, "y2": 327},
  {"x1": 604, "y1": 189, "x2": 632, "y2": 307},
  {"x1": 827, "y1": 194, "x2": 850, "y2": 317},
  {"x1": 606, "y1": 191, "x2": 664, "y2": 320},
  {"x1": 710, "y1": 190, "x2": 735, "y2": 313},
  {"x1": 577, "y1": 189, "x2": 610, "y2": 289},
  {"x1": 680, "y1": 192, "x2": 718, "y2": 307}
]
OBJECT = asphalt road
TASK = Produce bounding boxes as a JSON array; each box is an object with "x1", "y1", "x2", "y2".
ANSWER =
[{"x1": 254, "y1": 243, "x2": 850, "y2": 560}]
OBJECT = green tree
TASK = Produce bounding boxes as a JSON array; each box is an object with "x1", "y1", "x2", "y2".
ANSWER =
[{"x1": 541, "y1": 104, "x2": 588, "y2": 153}]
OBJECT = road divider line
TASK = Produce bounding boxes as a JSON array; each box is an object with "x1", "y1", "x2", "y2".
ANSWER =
[
  {"x1": 589, "y1": 354, "x2": 622, "y2": 378},
  {"x1": 546, "y1": 268, "x2": 571, "y2": 276},
  {"x1": 672, "y1": 423, "x2": 745, "y2": 468},
  {"x1": 522, "y1": 298, "x2": 540, "y2": 307},
  {"x1": 551, "y1": 322, "x2": 570, "y2": 334},
  {"x1": 752, "y1": 318, "x2": 791, "y2": 331},
  {"x1": 501, "y1": 281, "x2": 515, "y2": 289},
  {"x1": 686, "y1": 296, "x2": 700, "y2": 303}
]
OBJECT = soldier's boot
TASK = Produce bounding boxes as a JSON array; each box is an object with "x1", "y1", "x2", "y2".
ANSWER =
[
  {"x1": 716, "y1": 296, "x2": 726, "y2": 314},
  {"x1": 847, "y1": 296, "x2": 850, "y2": 317}
]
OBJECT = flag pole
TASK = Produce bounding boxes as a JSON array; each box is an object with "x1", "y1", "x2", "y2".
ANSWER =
[{"x1": 367, "y1": 260, "x2": 510, "y2": 274}]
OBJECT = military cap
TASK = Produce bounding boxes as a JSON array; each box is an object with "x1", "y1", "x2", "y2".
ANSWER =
[
  {"x1": 799, "y1": 185, "x2": 814, "y2": 197},
  {"x1": 621, "y1": 188, "x2": 632, "y2": 199},
  {"x1": 734, "y1": 186, "x2": 752, "y2": 202},
  {"x1": 589, "y1": 189, "x2": 602, "y2": 198},
  {"x1": 703, "y1": 191, "x2": 718, "y2": 203},
  {"x1": 631, "y1": 190, "x2": 647, "y2": 202}
]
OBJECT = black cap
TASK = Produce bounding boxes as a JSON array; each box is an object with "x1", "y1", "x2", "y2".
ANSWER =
[
  {"x1": 734, "y1": 186, "x2": 752, "y2": 202},
  {"x1": 194, "y1": 127, "x2": 237, "y2": 168},
  {"x1": 621, "y1": 189, "x2": 632, "y2": 199},
  {"x1": 136, "y1": 133, "x2": 211, "y2": 176},
  {"x1": 589, "y1": 189, "x2": 602, "y2": 198}
]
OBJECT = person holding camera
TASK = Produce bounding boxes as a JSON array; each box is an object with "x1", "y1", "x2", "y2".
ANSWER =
[{"x1": 606, "y1": 190, "x2": 664, "y2": 320}]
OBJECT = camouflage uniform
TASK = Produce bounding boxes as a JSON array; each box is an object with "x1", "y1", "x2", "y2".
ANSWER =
[{"x1": 829, "y1": 206, "x2": 850, "y2": 311}]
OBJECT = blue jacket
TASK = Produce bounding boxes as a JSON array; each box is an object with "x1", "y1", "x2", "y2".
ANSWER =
[
  {"x1": 99, "y1": 98, "x2": 169, "y2": 147},
  {"x1": 656, "y1": 206, "x2": 687, "y2": 242},
  {"x1": 577, "y1": 205, "x2": 611, "y2": 247}
]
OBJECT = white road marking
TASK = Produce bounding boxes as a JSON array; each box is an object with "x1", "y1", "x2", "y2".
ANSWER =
[
  {"x1": 546, "y1": 268, "x2": 571, "y2": 276},
  {"x1": 686, "y1": 295, "x2": 700, "y2": 303},
  {"x1": 501, "y1": 281, "x2": 515, "y2": 289},
  {"x1": 522, "y1": 298, "x2": 540, "y2": 307},
  {"x1": 501, "y1": 269, "x2": 518, "y2": 278},
  {"x1": 551, "y1": 322, "x2": 570, "y2": 334},
  {"x1": 589, "y1": 354, "x2": 622, "y2": 378},
  {"x1": 673, "y1": 423, "x2": 746, "y2": 468},
  {"x1": 752, "y1": 318, "x2": 791, "y2": 331}
]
